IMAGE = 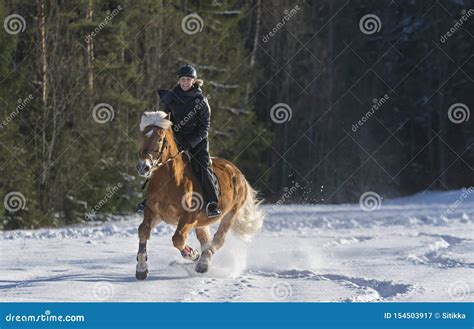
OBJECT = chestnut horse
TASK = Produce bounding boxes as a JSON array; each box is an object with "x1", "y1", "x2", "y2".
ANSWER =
[{"x1": 135, "y1": 111, "x2": 263, "y2": 279}]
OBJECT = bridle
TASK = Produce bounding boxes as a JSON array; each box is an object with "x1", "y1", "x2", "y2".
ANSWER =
[
  {"x1": 139, "y1": 132, "x2": 184, "y2": 190},
  {"x1": 140, "y1": 127, "x2": 185, "y2": 174},
  {"x1": 141, "y1": 136, "x2": 168, "y2": 169}
]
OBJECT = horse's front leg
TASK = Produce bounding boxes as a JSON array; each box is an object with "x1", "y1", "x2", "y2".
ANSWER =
[
  {"x1": 172, "y1": 214, "x2": 199, "y2": 261},
  {"x1": 136, "y1": 207, "x2": 161, "y2": 280}
]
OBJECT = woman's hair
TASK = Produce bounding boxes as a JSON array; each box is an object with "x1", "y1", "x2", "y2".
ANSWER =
[{"x1": 194, "y1": 78, "x2": 204, "y2": 87}]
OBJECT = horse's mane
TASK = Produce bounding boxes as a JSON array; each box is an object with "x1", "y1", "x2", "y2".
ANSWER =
[
  {"x1": 140, "y1": 111, "x2": 172, "y2": 131},
  {"x1": 164, "y1": 128, "x2": 185, "y2": 184}
]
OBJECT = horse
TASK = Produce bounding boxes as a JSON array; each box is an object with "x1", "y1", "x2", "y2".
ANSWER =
[{"x1": 135, "y1": 111, "x2": 264, "y2": 279}]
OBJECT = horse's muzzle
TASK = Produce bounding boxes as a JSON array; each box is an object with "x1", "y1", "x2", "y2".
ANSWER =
[{"x1": 136, "y1": 160, "x2": 151, "y2": 177}]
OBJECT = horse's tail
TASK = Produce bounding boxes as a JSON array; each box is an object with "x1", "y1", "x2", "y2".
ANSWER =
[{"x1": 231, "y1": 178, "x2": 264, "y2": 241}]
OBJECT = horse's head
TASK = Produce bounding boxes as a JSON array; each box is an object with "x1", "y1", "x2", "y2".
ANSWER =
[{"x1": 136, "y1": 111, "x2": 172, "y2": 178}]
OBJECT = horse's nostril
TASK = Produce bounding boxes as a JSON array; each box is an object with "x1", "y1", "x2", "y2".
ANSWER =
[{"x1": 144, "y1": 165, "x2": 150, "y2": 172}]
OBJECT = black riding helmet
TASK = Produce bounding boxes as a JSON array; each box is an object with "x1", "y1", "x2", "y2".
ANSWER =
[{"x1": 177, "y1": 64, "x2": 197, "y2": 78}]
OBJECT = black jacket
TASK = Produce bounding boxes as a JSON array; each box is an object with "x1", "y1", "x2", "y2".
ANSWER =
[{"x1": 158, "y1": 85, "x2": 210, "y2": 150}]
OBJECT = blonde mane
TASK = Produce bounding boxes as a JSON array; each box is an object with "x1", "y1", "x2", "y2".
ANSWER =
[{"x1": 140, "y1": 111, "x2": 172, "y2": 131}]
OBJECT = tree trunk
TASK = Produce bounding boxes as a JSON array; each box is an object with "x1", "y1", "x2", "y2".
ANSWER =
[
  {"x1": 37, "y1": 0, "x2": 51, "y2": 212},
  {"x1": 244, "y1": 0, "x2": 261, "y2": 104},
  {"x1": 86, "y1": 0, "x2": 95, "y2": 105}
]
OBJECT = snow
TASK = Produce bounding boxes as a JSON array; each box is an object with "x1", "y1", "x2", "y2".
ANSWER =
[{"x1": 1, "y1": 189, "x2": 473, "y2": 302}]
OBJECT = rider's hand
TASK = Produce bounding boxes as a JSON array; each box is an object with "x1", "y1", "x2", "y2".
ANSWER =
[
  {"x1": 182, "y1": 150, "x2": 191, "y2": 162},
  {"x1": 178, "y1": 140, "x2": 192, "y2": 151}
]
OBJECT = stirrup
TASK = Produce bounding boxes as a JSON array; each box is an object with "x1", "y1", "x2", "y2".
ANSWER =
[{"x1": 206, "y1": 202, "x2": 221, "y2": 218}]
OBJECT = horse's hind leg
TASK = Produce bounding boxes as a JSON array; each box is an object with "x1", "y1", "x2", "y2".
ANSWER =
[
  {"x1": 136, "y1": 207, "x2": 161, "y2": 280},
  {"x1": 196, "y1": 210, "x2": 237, "y2": 273},
  {"x1": 195, "y1": 226, "x2": 211, "y2": 251}
]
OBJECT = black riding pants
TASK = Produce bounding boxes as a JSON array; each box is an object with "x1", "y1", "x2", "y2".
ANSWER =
[{"x1": 187, "y1": 138, "x2": 218, "y2": 205}]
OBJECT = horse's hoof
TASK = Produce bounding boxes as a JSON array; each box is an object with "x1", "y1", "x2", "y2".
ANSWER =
[
  {"x1": 136, "y1": 253, "x2": 148, "y2": 280},
  {"x1": 181, "y1": 245, "x2": 200, "y2": 262},
  {"x1": 135, "y1": 270, "x2": 148, "y2": 280},
  {"x1": 195, "y1": 262, "x2": 208, "y2": 273},
  {"x1": 196, "y1": 250, "x2": 212, "y2": 273}
]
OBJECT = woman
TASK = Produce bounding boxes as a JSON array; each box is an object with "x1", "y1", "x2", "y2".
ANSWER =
[{"x1": 140, "y1": 64, "x2": 221, "y2": 218}]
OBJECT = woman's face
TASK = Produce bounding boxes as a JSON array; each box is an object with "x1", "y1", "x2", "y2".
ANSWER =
[{"x1": 179, "y1": 76, "x2": 195, "y2": 91}]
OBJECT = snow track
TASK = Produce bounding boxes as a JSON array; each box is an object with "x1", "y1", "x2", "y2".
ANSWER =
[{"x1": 1, "y1": 190, "x2": 473, "y2": 302}]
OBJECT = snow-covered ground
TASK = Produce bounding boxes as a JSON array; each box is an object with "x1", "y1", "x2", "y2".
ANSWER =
[{"x1": 1, "y1": 189, "x2": 473, "y2": 302}]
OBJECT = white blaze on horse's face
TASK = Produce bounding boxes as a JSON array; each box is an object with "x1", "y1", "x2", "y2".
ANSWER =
[{"x1": 136, "y1": 126, "x2": 164, "y2": 178}]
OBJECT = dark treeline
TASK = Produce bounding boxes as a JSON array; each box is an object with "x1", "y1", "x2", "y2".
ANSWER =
[
  {"x1": 253, "y1": 0, "x2": 473, "y2": 203},
  {"x1": 1, "y1": 0, "x2": 472, "y2": 229}
]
